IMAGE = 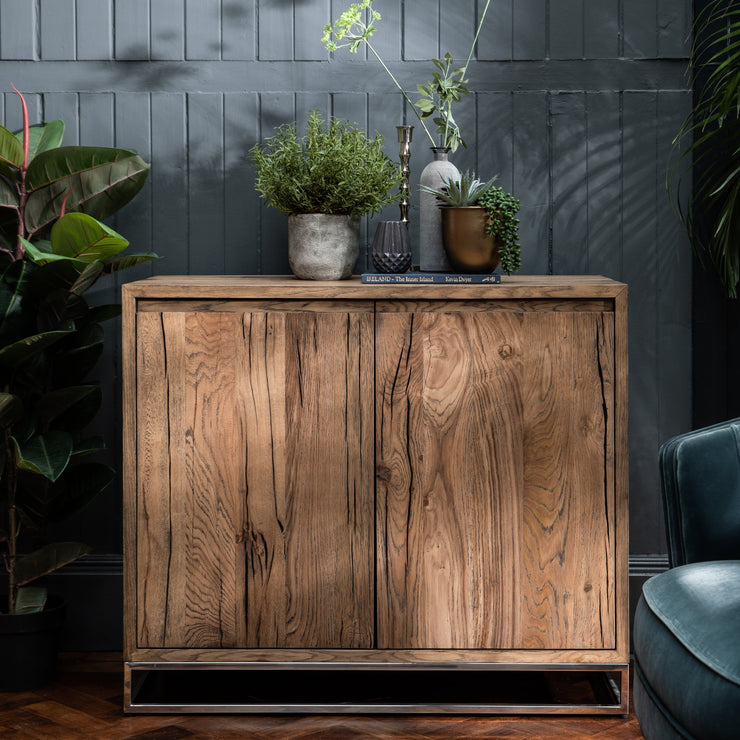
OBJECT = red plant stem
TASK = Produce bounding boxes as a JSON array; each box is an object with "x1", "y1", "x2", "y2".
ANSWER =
[{"x1": 10, "y1": 84, "x2": 29, "y2": 261}]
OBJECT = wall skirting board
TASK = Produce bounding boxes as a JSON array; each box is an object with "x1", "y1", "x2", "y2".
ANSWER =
[{"x1": 33, "y1": 554, "x2": 670, "y2": 651}]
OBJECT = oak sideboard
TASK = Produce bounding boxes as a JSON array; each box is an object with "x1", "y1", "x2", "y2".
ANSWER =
[{"x1": 122, "y1": 275, "x2": 629, "y2": 714}]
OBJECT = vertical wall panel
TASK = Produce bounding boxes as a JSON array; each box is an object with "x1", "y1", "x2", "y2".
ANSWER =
[
  {"x1": 79, "y1": 93, "x2": 114, "y2": 147},
  {"x1": 584, "y1": 0, "x2": 619, "y2": 60},
  {"x1": 40, "y1": 0, "x2": 76, "y2": 61},
  {"x1": 370, "y1": 0, "x2": 401, "y2": 60},
  {"x1": 223, "y1": 0, "x2": 256, "y2": 60},
  {"x1": 225, "y1": 92, "x2": 260, "y2": 273},
  {"x1": 151, "y1": 93, "x2": 189, "y2": 274},
  {"x1": 44, "y1": 93, "x2": 80, "y2": 144},
  {"x1": 295, "y1": 0, "x2": 329, "y2": 61},
  {"x1": 658, "y1": 0, "x2": 691, "y2": 58},
  {"x1": 550, "y1": 0, "x2": 584, "y2": 60},
  {"x1": 259, "y1": 0, "x2": 294, "y2": 61},
  {"x1": 624, "y1": 0, "x2": 658, "y2": 58},
  {"x1": 187, "y1": 93, "x2": 225, "y2": 274},
  {"x1": 477, "y1": 91, "x2": 514, "y2": 199},
  {"x1": 404, "y1": 0, "x2": 438, "y2": 61},
  {"x1": 151, "y1": 0, "x2": 185, "y2": 61},
  {"x1": 1, "y1": 0, "x2": 37, "y2": 60},
  {"x1": 115, "y1": 0, "x2": 150, "y2": 60},
  {"x1": 450, "y1": 95, "x2": 476, "y2": 174},
  {"x1": 115, "y1": 92, "x2": 153, "y2": 280},
  {"x1": 513, "y1": 0, "x2": 546, "y2": 60},
  {"x1": 586, "y1": 92, "x2": 622, "y2": 278},
  {"x1": 186, "y1": 0, "x2": 221, "y2": 60},
  {"x1": 513, "y1": 92, "x2": 549, "y2": 275},
  {"x1": 478, "y1": 0, "x2": 512, "y2": 61},
  {"x1": 76, "y1": 0, "x2": 113, "y2": 60},
  {"x1": 656, "y1": 90, "x2": 692, "y2": 466},
  {"x1": 440, "y1": 0, "x2": 475, "y2": 63},
  {"x1": 551, "y1": 93, "x2": 588, "y2": 273},
  {"x1": 622, "y1": 92, "x2": 660, "y2": 554}
]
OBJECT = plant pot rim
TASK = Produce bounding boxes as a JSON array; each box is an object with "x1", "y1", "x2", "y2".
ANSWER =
[
  {"x1": 289, "y1": 212, "x2": 363, "y2": 220},
  {"x1": 0, "y1": 594, "x2": 66, "y2": 631}
]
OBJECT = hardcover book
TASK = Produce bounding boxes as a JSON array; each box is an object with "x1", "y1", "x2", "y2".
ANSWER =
[{"x1": 361, "y1": 272, "x2": 501, "y2": 284}]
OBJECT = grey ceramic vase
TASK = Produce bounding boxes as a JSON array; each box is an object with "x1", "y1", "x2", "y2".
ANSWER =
[
  {"x1": 372, "y1": 221, "x2": 412, "y2": 273},
  {"x1": 419, "y1": 147, "x2": 460, "y2": 272},
  {"x1": 288, "y1": 213, "x2": 360, "y2": 280}
]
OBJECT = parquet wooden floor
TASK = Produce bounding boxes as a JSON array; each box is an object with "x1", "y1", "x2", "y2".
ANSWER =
[{"x1": 0, "y1": 653, "x2": 645, "y2": 739}]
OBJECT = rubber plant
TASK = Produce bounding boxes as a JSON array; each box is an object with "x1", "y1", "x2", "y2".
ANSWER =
[
  {"x1": 671, "y1": 0, "x2": 740, "y2": 296},
  {"x1": 0, "y1": 86, "x2": 154, "y2": 614}
]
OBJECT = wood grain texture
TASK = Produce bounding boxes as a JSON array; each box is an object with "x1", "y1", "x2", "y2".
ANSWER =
[
  {"x1": 376, "y1": 306, "x2": 616, "y2": 650},
  {"x1": 137, "y1": 311, "x2": 248, "y2": 648},
  {"x1": 134, "y1": 303, "x2": 374, "y2": 651}
]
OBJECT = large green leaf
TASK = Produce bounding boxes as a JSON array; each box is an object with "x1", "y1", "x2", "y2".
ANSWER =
[
  {"x1": 52, "y1": 384, "x2": 101, "y2": 432},
  {"x1": 14, "y1": 542, "x2": 91, "y2": 586},
  {"x1": 14, "y1": 431, "x2": 73, "y2": 481},
  {"x1": 37, "y1": 385, "x2": 97, "y2": 426},
  {"x1": 14, "y1": 586, "x2": 47, "y2": 614},
  {"x1": 0, "y1": 176, "x2": 18, "y2": 209},
  {"x1": 27, "y1": 257, "x2": 88, "y2": 297},
  {"x1": 24, "y1": 147, "x2": 150, "y2": 236},
  {"x1": 18, "y1": 120, "x2": 65, "y2": 162},
  {"x1": 0, "y1": 125, "x2": 24, "y2": 169},
  {"x1": 89, "y1": 303, "x2": 122, "y2": 323},
  {"x1": 0, "y1": 392, "x2": 23, "y2": 427},
  {"x1": 47, "y1": 462, "x2": 115, "y2": 522},
  {"x1": 22, "y1": 236, "x2": 87, "y2": 269},
  {"x1": 36, "y1": 287, "x2": 89, "y2": 332},
  {"x1": 72, "y1": 435, "x2": 105, "y2": 456},
  {"x1": 50, "y1": 212, "x2": 129, "y2": 262},
  {"x1": 0, "y1": 258, "x2": 34, "y2": 334},
  {"x1": 70, "y1": 259, "x2": 105, "y2": 296},
  {"x1": 102, "y1": 252, "x2": 159, "y2": 275},
  {"x1": 0, "y1": 328, "x2": 71, "y2": 367}
]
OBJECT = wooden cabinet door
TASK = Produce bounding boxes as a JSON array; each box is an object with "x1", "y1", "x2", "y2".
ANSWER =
[
  {"x1": 375, "y1": 301, "x2": 616, "y2": 650},
  {"x1": 135, "y1": 301, "x2": 374, "y2": 650}
]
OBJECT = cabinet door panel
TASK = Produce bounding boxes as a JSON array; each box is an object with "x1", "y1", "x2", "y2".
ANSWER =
[
  {"x1": 136, "y1": 306, "x2": 374, "y2": 649},
  {"x1": 376, "y1": 307, "x2": 615, "y2": 650}
]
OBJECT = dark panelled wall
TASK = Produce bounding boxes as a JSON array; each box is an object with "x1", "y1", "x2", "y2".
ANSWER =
[{"x1": 0, "y1": 0, "x2": 692, "y2": 648}]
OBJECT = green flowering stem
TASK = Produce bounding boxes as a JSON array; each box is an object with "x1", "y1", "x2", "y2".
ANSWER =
[
  {"x1": 462, "y1": 0, "x2": 492, "y2": 78},
  {"x1": 322, "y1": 0, "x2": 436, "y2": 146}
]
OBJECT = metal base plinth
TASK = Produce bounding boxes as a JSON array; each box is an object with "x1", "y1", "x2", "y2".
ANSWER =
[{"x1": 125, "y1": 662, "x2": 629, "y2": 715}]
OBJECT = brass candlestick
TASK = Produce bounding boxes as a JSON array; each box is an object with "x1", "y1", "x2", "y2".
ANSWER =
[{"x1": 396, "y1": 125, "x2": 413, "y2": 226}]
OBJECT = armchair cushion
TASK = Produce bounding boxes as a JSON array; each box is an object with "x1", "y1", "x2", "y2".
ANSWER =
[{"x1": 634, "y1": 561, "x2": 740, "y2": 738}]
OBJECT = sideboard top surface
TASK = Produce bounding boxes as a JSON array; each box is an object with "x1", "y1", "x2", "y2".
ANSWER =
[{"x1": 122, "y1": 275, "x2": 627, "y2": 301}]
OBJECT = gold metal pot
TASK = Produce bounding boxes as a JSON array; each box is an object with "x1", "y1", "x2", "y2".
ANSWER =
[{"x1": 441, "y1": 206, "x2": 500, "y2": 273}]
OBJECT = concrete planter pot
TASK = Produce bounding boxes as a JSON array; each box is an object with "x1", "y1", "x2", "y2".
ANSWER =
[{"x1": 288, "y1": 214, "x2": 360, "y2": 280}]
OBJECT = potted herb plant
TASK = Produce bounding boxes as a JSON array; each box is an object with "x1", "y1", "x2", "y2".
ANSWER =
[
  {"x1": 249, "y1": 110, "x2": 401, "y2": 280},
  {"x1": 422, "y1": 172, "x2": 521, "y2": 275},
  {"x1": 0, "y1": 86, "x2": 154, "y2": 690}
]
